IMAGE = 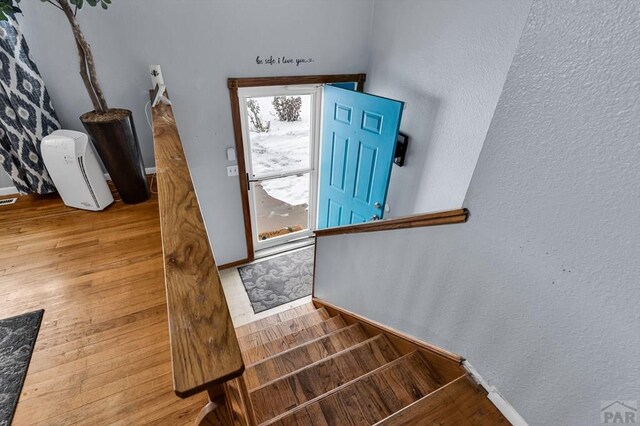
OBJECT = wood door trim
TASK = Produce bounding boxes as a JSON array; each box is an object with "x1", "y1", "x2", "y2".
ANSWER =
[
  {"x1": 228, "y1": 86, "x2": 255, "y2": 264},
  {"x1": 218, "y1": 258, "x2": 251, "y2": 270},
  {"x1": 228, "y1": 73, "x2": 367, "y2": 262},
  {"x1": 228, "y1": 73, "x2": 366, "y2": 90},
  {"x1": 314, "y1": 208, "x2": 468, "y2": 237}
]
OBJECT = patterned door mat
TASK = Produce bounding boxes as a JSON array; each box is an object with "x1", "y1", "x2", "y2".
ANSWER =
[
  {"x1": 238, "y1": 246, "x2": 314, "y2": 314},
  {"x1": 0, "y1": 309, "x2": 44, "y2": 426}
]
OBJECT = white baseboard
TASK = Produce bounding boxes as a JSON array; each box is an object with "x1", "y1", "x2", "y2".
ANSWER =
[
  {"x1": 0, "y1": 167, "x2": 157, "y2": 197},
  {"x1": 487, "y1": 389, "x2": 528, "y2": 426},
  {"x1": 463, "y1": 361, "x2": 528, "y2": 426},
  {"x1": 0, "y1": 186, "x2": 18, "y2": 196}
]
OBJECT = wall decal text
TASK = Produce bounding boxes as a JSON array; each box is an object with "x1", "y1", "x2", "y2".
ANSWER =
[{"x1": 256, "y1": 56, "x2": 315, "y2": 66}]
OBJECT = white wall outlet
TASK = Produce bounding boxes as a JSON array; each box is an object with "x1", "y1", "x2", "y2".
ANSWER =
[
  {"x1": 227, "y1": 165, "x2": 239, "y2": 177},
  {"x1": 149, "y1": 65, "x2": 165, "y2": 87}
]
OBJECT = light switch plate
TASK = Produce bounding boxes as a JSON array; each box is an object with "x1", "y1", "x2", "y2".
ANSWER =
[
  {"x1": 226, "y1": 147, "x2": 236, "y2": 162},
  {"x1": 227, "y1": 165, "x2": 239, "y2": 177}
]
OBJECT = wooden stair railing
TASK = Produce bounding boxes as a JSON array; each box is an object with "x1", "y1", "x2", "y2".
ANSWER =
[
  {"x1": 314, "y1": 208, "x2": 468, "y2": 237},
  {"x1": 312, "y1": 208, "x2": 469, "y2": 300},
  {"x1": 151, "y1": 94, "x2": 244, "y2": 424}
]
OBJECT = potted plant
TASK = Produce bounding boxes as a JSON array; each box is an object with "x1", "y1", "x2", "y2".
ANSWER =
[{"x1": 0, "y1": 0, "x2": 149, "y2": 204}]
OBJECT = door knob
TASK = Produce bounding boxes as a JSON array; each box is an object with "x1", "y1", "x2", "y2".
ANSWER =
[
  {"x1": 374, "y1": 202, "x2": 382, "y2": 209},
  {"x1": 370, "y1": 214, "x2": 379, "y2": 221}
]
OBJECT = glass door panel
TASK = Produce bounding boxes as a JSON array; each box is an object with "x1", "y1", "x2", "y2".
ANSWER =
[
  {"x1": 239, "y1": 85, "x2": 321, "y2": 251},
  {"x1": 252, "y1": 173, "x2": 310, "y2": 242},
  {"x1": 246, "y1": 95, "x2": 312, "y2": 178}
]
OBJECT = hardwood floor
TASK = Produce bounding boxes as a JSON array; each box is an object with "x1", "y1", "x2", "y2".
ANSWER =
[{"x1": 0, "y1": 192, "x2": 207, "y2": 425}]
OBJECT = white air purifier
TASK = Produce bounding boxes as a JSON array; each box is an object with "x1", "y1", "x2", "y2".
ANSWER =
[{"x1": 41, "y1": 130, "x2": 114, "y2": 211}]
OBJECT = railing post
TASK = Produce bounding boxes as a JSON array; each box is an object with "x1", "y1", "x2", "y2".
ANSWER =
[{"x1": 195, "y1": 384, "x2": 235, "y2": 425}]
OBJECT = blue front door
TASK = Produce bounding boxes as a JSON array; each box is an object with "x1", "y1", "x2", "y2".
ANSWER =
[{"x1": 317, "y1": 85, "x2": 403, "y2": 229}]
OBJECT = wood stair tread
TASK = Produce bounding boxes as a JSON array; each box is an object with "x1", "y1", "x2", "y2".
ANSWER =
[
  {"x1": 235, "y1": 304, "x2": 317, "y2": 338},
  {"x1": 264, "y1": 351, "x2": 445, "y2": 426},
  {"x1": 241, "y1": 316, "x2": 347, "y2": 365},
  {"x1": 244, "y1": 323, "x2": 370, "y2": 389},
  {"x1": 250, "y1": 335, "x2": 400, "y2": 424},
  {"x1": 374, "y1": 374, "x2": 509, "y2": 425},
  {"x1": 227, "y1": 303, "x2": 505, "y2": 426},
  {"x1": 238, "y1": 308, "x2": 331, "y2": 352}
]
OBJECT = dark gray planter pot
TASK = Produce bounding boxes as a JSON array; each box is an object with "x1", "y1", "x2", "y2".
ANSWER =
[{"x1": 80, "y1": 109, "x2": 149, "y2": 204}]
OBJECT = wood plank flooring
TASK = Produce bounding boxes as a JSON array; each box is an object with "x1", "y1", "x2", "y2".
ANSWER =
[
  {"x1": 237, "y1": 309, "x2": 331, "y2": 351},
  {"x1": 243, "y1": 324, "x2": 369, "y2": 389},
  {"x1": 268, "y1": 351, "x2": 443, "y2": 425},
  {"x1": 250, "y1": 335, "x2": 400, "y2": 423},
  {"x1": 0, "y1": 193, "x2": 207, "y2": 425},
  {"x1": 376, "y1": 375, "x2": 510, "y2": 425},
  {"x1": 234, "y1": 304, "x2": 316, "y2": 338},
  {"x1": 240, "y1": 316, "x2": 347, "y2": 365},
  {"x1": 232, "y1": 303, "x2": 510, "y2": 425}
]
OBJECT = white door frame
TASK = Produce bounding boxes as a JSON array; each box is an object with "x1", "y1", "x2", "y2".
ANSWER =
[{"x1": 237, "y1": 84, "x2": 323, "y2": 251}]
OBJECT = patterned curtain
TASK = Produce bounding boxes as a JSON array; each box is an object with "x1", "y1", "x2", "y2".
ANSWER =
[{"x1": 0, "y1": 17, "x2": 58, "y2": 194}]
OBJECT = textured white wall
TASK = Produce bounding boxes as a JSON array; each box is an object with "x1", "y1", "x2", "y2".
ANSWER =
[
  {"x1": 0, "y1": 170, "x2": 12, "y2": 191},
  {"x1": 16, "y1": 0, "x2": 373, "y2": 263},
  {"x1": 367, "y1": 0, "x2": 532, "y2": 215},
  {"x1": 315, "y1": 1, "x2": 640, "y2": 424}
]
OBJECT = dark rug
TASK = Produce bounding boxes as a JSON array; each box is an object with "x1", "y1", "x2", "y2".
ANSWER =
[
  {"x1": 238, "y1": 246, "x2": 314, "y2": 314},
  {"x1": 0, "y1": 310, "x2": 44, "y2": 426}
]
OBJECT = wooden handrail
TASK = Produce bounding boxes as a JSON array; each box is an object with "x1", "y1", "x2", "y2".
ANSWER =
[
  {"x1": 151, "y1": 94, "x2": 244, "y2": 398},
  {"x1": 314, "y1": 208, "x2": 468, "y2": 237}
]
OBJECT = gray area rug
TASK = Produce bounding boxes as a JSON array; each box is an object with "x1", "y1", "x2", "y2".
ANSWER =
[
  {"x1": 238, "y1": 246, "x2": 314, "y2": 314},
  {"x1": 0, "y1": 309, "x2": 44, "y2": 426}
]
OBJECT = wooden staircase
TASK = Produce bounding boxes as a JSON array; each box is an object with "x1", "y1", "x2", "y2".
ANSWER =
[
  {"x1": 219, "y1": 302, "x2": 510, "y2": 425},
  {"x1": 151, "y1": 92, "x2": 509, "y2": 426}
]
